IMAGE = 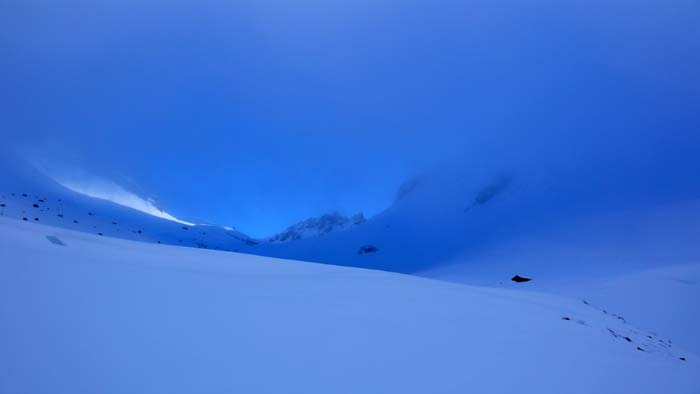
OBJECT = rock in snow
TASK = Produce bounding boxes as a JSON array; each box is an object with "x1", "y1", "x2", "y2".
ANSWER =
[
  {"x1": 512, "y1": 275, "x2": 532, "y2": 283},
  {"x1": 358, "y1": 245, "x2": 379, "y2": 254}
]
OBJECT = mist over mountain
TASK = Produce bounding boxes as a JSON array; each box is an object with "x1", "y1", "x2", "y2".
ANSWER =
[{"x1": 3, "y1": 0, "x2": 700, "y2": 237}]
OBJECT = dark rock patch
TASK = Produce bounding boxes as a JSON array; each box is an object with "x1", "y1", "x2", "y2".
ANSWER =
[
  {"x1": 511, "y1": 275, "x2": 531, "y2": 283},
  {"x1": 46, "y1": 235, "x2": 66, "y2": 246},
  {"x1": 473, "y1": 175, "x2": 513, "y2": 206},
  {"x1": 358, "y1": 245, "x2": 379, "y2": 254},
  {"x1": 33, "y1": 204, "x2": 39, "y2": 208}
]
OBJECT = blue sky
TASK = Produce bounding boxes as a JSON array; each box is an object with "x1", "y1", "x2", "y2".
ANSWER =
[{"x1": 2, "y1": 0, "x2": 699, "y2": 236}]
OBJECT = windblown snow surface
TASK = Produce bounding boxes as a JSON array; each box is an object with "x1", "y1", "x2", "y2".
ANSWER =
[
  {"x1": 1, "y1": 218, "x2": 698, "y2": 393},
  {"x1": 0, "y1": 159, "x2": 258, "y2": 251}
]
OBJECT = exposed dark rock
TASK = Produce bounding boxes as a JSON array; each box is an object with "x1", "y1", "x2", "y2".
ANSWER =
[
  {"x1": 680, "y1": 357, "x2": 686, "y2": 361},
  {"x1": 637, "y1": 347, "x2": 645, "y2": 352},
  {"x1": 98, "y1": 232, "x2": 103, "y2": 236},
  {"x1": 358, "y1": 245, "x2": 378, "y2": 254},
  {"x1": 473, "y1": 175, "x2": 513, "y2": 206},
  {"x1": 561, "y1": 317, "x2": 571, "y2": 321},
  {"x1": 624, "y1": 337, "x2": 632, "y2": 342},
  {"x1": 511, "y1": 275, "x2": 531, "y2": 283},
  {"x1": 46, "y1": 235, "x2": 66, "y2": 246},
  {"x1": 34, "y1": 218, "x2": 39, "y2": 221},
  {"x1": 22, "y1": 217, "x2": 28, "y2": 221},
  {"x1": 33, "y1": 204, "x2": 39, "y2": 208}
]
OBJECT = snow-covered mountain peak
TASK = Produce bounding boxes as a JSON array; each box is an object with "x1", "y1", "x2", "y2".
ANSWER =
[{"x1": 266, "y1": 211, "x2": 366, "y2": 243}]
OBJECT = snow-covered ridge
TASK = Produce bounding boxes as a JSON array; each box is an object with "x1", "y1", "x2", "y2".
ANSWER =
[
  {"x1": 0, "y1": 159, "x2": 260, "y2": 252},
  {"x1": 55, "y1": 176, "x2": 194, "y2": 226}
]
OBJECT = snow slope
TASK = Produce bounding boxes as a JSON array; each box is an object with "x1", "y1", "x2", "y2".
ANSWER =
[
  {"x1": 563, "y1": 264, "x2": 700, "y2": 356},
  {"x1": 419, "y1": 199, "x2": 700, "y2": 285},
  {"x1": 3, "y1": 159, "x2": 698, "y2": 365},
  {"x1": 254, "y1": 169, "x2": 700, "y2": 280},
  {"x1": 5, "y1": 158, "x2": 696, "y2": 286},
  {"x1": 0, "y1": 158, "x2": 259, "y2": 252},
  {"x1": 419, "y1": 200, "x2": 700, "y2": 354},
  {"x1": 0, "y1": 218, "x2": 697, "y2": 394}
]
